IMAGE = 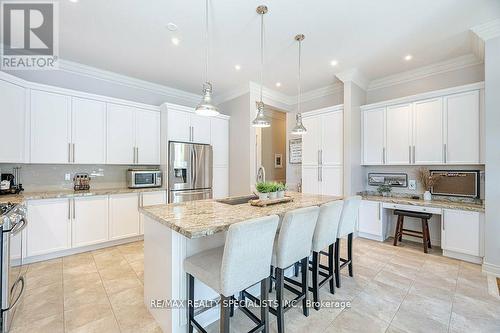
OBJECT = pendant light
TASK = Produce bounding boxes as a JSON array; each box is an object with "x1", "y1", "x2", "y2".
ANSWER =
[
  {"x1": 291, "y1": 34, "x2": 307, "y2": 135},
  {"x1": 252, "y1": 5, "x2": 271, "y2": 128},
  {"x1": 195, "y1": 0, "x2": 219, "y2": 116}
]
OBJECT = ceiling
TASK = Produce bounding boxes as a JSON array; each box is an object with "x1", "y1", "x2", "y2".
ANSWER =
[{"x1": 56, "y1": 0, "x2": 500, "y2": 96}]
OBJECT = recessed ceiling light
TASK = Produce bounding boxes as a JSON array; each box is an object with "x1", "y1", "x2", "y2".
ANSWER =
[
  {"x1": 234, "y1": 64, "x2": 241, "y2": 71},
  {"x1": 404, "y1": 54, "x2": 413, "y2": 61},
  {"x1": 69, "y1": 0, "x2": 79, "y2": 3},
  {"x1": 275, "y1": 82, "x2": 281, "y2": 87},
  {"x1": 171, "y1": 37, "x2": 180, "y2": 46},
  {"x1": 330, "y1": 60, "x2": 338, "y2": 66},
  {"x1": 166, "y1": 23, "x2": 178, "y2": 32}
]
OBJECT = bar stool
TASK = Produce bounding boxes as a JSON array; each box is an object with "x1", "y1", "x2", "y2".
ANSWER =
[
  {"x1": 184, "y1": 215, "x2": 279, "y2": 333},
  {"x1": 393, "y1": 210, "x2": 433, "y2": 253},
  {"x1": 335, "y1": 196, "x2": 362, "y2": 288},
  {"x1": 309, "y1": 200, "x2": 344, "y2": 310},
  {"x1": 244, "y1": 206, "x2": 320, "y2": 333}
]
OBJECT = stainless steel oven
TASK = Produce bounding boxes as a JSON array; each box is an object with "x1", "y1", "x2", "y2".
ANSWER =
[{"x1": 127, "y1": 169, "x2": 162, "y2": 189}]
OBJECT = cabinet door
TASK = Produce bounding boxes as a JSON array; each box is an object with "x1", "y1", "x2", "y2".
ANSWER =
[
  {"x1": 362, "y1": 108, "x2": 385, "y2": 165},
  {"x1": 301, "y1": 116, "x2": 320, "y2": 166},
  {"x1": 109, "y1": 193, "x2": 140, "y2": 240},
  {"x1": 442, "y1": 209, "x2": 480, "y2": 256},
  {"x1": 386, "y1": 103, "x2": 413, "y2": 165},
  {"x1": 139, "y1": 191, "x2": 167, "y2": 234},
  {"x1": 0, "y1": 80, "x2": 26, "y2": 163},
  {"x1": 72, "y1": 97, "x2": 106, "y2": 164},
  {"x1": 30, "y1": 90, "x2": 71, "y2": 164},
  {"x1": 72, "y1": 196, "x2": 108, "y2": 248},
  {"x1": 358, "y1": 201, "x2": 382, "y2": 236},
  {"x1": 213, "y1": 167, "x2": 229, "y2": 199},
  {"x1": 107, "y1": 103, "x2": 136, "y2": 164},
  {"x1": 136, "y1": 109, "x2": 160, "y2": 165},
  {"x1": 168, "y1": 109, "x2": 191, "y2": 142},
  {"x1": 302, "y1": 166, "x2": 319, "y2": 194},
  {"x1": 321, "y1": 111, "x2": 343, "y2": 166},
  {"x1": 320, "y1": 166, "x2": 343, "y2": 196},
  {"x1": 445, "y1": 91, "x2": 480, "y2": 164},
  {"x1": 191, "y1": 114, "x2": 211, "y2": 144},
  {"x1": 26, "y1": 199, "x2": 71, "y2": 257},
  {"x1": 413, "y1": 98, "x2": 443, "y2": 165},
  {"x1": 211, "y1": 117, "x2": 229, "y2": 167}
]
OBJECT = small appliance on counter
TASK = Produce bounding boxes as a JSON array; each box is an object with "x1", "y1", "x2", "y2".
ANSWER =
[
  {"x1": 73, "y1": 173, "x2": 91, "y2": 191},
  {"x1": 127, "y1": 169, "x2": 162, "y2": 189},
  {"x1": 0, "y1": 168, "x2": 24, "y2": 195}
]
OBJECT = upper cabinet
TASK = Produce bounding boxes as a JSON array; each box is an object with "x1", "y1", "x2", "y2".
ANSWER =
[
  {"x1": 167, "y1": 105, "x2": 211, "y2": 144},
  {"x1": 0, "y1": 80, "x2": 26, "y2": 163},
  {"x1": 135, "y1": 109, "x2": 160, "y2": 165},
  {"x1": 361, "y1": 83, "x2": 483, "y2": 166}
]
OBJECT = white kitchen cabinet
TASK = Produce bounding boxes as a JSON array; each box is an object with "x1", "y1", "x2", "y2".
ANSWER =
[
  {"x1": 386, "y1": 103, "x2": 412, "y2": 165},
  {"x1": 72, "y1": 196, "x2": 108, "y2": 248},
  {"x1": 26, "y1": 198, "x2": 71, "y2": 257},
  {"x1": 358, "y1": 201, "x2": 385, "y2": 241},
  {"x1": 321, "y1": 166, "x2": 343, "y2": 196},
  {"x1": 413, "y1": 98, "x2": 443, "y2": 164},
  {"x1": 107, "y1": 103, "x2": 136, "y2": 164},
  {"x1": 445, "y1": 91, "x2": 480, "y2": 164},
  {"x1": 0, "y1": 80, "x2": 26, "y2": 163},
  {"x1": 321, "y1": 111, "x2": 343, "y2": 166},
  {"x1": 72, "y1": 97, "x2": 107, "y2": 164},
  {"x1": 136, "y1": 109, "x2": 160, "y2": 164},
  {"x1": 139, "y1": 191, "x2": 167, "y2": 234},
  {"x1": 442, "y1": 209, "x2": 481, "y2": 257},
  {"x1": 301, "y1": 166, "x2": 319, "y2": 195},
  {"x1": 191, "y1": 114, "x2": 211, "y2": 144},
  {"x1": 30, "y1": 90, "x2": 72, "y2": 164},
  {"x1": 168, "y1": 109, "x2": 191, "y2": 142},
  {"x1": 109, "y1": 193, "x2": 140, "y2": 240},
  {"x1": 362, "y1": 107, "x2": 385, "y2": 165},
  {"x1": 211, "y1": 117, "x2": 229, "y2": 167},
  {"x1": 213, "y1": 167, "x2": 229, "y2": 199},
  {"x1": 301, "y1": 116, "x2": 321, "y2": 166}
]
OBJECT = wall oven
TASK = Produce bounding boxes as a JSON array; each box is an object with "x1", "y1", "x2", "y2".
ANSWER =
[{"x1": 127, "y1": 169, "x2": 162, "y2": 189}]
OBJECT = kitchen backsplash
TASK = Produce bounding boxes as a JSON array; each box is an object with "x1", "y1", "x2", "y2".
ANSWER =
[
  {"x1": 363, "y1": 165, "x2": 485, "y2": 200},
  {"x1": 0, "y1": 164, "x2": 159, "y2": 192}
]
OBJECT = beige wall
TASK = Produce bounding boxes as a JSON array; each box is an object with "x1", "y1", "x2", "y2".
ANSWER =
[{"x1": 261, "y1": 108, "x2": 286, "y2": 183}]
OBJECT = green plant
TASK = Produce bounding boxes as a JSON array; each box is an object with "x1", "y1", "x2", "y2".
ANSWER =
[
  {"x1": 276, "y1": 182, "x2": 286, "y2": 191},
  {"x1": 268, "y1": 182, "x2": 279, "y2": 192},
  {"x1": 256, "y1": 182, "x2": 270, "y2": 193},
  {"x1": 377, "y1": 184, "x2": 392, "y2": 194}
]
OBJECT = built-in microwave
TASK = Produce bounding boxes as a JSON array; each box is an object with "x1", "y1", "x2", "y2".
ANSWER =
[{"x1": 127, "y1": 169, "x2": 162, "y2": 189}]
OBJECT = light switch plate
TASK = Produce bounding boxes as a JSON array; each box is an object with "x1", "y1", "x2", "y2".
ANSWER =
[
  {"x1": 408, "y1": 179, "x2": 416, "y2": 190},
  {"x1": 65, "y1": 173, "x2": 71, "y2": 181}
]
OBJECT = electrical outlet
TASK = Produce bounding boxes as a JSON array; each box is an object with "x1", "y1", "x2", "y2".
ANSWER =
[
  {"x1": 65, "y1": 173, "x2": 71, "y2": 181},
  {"x1": 408, "y1": 179, "x2": 416, "y2": 190}
]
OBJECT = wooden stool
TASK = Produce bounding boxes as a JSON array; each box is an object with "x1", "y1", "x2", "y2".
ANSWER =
[{"x1": 393, "y1": 210, "x2": 432, "y2": 253}]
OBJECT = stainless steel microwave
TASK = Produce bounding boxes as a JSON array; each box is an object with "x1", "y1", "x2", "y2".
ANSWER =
[{"x1": 127, "y1": 169, "x2": 162, "y2": 188}]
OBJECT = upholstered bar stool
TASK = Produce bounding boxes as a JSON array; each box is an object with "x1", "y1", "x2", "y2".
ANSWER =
[
  {"x1": 184, "y1": 215, "x2": 279, "y2": 333},
  {"x1": 245, "y1": 206, "x2": 319, "y2": 333},
  {"x1": 334, "y1": 196, "x2": 362, "y2": 288}
]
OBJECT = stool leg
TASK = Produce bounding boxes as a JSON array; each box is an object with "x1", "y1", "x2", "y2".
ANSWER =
[
  {"x1": 311, "y1": 251, "x2": 320, "y2": 310},
  {"x1": 421, "y1": 218, "x2": 428, "y2": 254},
  {"x1": 230, "y1": 295, "x2": 235, "y2": 317},
  {"x1": 426, "y1": 220, "x2": 432, "y2": 248},
  {"x1": 220, "y1": 295, "x2": 231, "y2": 333},
  {"x1": 328, "y1": 243, "x2": 335, "y2": 294},
  {"x1": 398, "y1": 216, "x2": 404, "y2": 241},
  {"x1": 275, "y1": 268, "x2": 285, "y2": 333},
  {"x1": 294, "y1": 262, "x2": 300, "y2": 277},
  {"x1": 334, "y1": 239, "x2": 341, "y2": 288},
  {"x1": 348, "y1": 233, "x2": 353, "y2": 277},
  {"x1": 269, "y1": 266, "x2": 274, "y2": 293},
  {"x1": 301, "y1": 257, "x2": 309, "y2": 317},
  {"x1": 261, "y1": 277, "x2": 270, "y2": 333},
  {"x1": 393, "y1": 215, "x2": 401, "y2": 246},
  {"x1": 188, "y1": 274, "x2": 194, "y2": 333}
]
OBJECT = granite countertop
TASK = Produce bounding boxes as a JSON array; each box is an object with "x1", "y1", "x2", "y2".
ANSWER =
[
  {"x1": 0, "y1": 187, "x2": 166, "y2": 205},
  {"x1": 140, "y1": 191, "x2": 342, "y2": 239},
  {"x1": 361, "y1": 194, "x2": 485, "y2": 213}
]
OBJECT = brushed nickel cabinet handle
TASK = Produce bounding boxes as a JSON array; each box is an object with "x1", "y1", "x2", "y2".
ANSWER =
[
  {"x1": 382, "y1": 147, "x2": 386, "y2": 164},
  {"x1": 444, "y1": 144, "x2": 447, "y2": 163},
  {"x1": 377, "y1": 203, "x2": 381, "y2": 220},
  {"x1": 409, "y1": 146, "x2": 411, "y2": 164},
  {"x1": 68, "y1": 199, "x2": 71, "y2": 220},
  {"x1": 68, "y1": 143, "x2": 71, "y2": 163},
  {"x1": 73, "y1": 198, "x2": 76, "y2": 219},
  {"x1": 413, "y1": 146, "x2": 416, "y2": 164},
  {"x1": 136, "y1": 147, "x2": 139, "y2": 164},
  {"x1": 72, "y1": 143, "x2": 75, "y2": 163}
]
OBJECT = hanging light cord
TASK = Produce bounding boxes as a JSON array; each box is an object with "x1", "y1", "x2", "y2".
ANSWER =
[
  {"x1": 205, "y1": 0, "x2": 209, "y2": 84},
  {"x1": 259, "y1": 10, "x2": 264, "y2": 103},
  {"x1": 297, "y1": 38, "x2": 302, "y2": 115}
]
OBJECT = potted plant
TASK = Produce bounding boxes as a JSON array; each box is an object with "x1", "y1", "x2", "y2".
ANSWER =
[
  {"x1": 377, "y1": 184, "x2": 392, "y2": 197},
  {"x1": 276, "y1": 183, "x2": 286, "y2": 198},
  {"x1": 417, "y1": 168, "x2": 440, "y2": 201},
  {"x1": 256, "y1": 182, "x2": 270, "y2": 200},
  {"x1": 268, "y1": 182, "x2": 278, "y2": 199}
]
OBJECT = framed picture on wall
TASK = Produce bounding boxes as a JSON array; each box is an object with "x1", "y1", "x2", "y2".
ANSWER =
[
  {"x1": 275, "y1": 154, "x2": 283, "y2": 168},
  {"x1": 289, "y1": 138, "x2": 302, "y2": 164}
]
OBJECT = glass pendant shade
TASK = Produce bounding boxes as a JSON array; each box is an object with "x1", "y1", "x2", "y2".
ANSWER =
[
  {"x1": 291, "y1": 113, "x2": 307, "y2": 135},
  {"x1": 252, "y1": 101, "x2": 271, "y2": 128},
  {"x1": 195, "y1": 82, "x2": 219, "y2": 116}
]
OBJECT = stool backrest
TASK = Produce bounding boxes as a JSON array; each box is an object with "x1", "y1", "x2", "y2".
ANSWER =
[
  {"x1": 312, "y1": 200, "x2": 344, "y2": 252},
  {"x1": 221, "y1": 215, "x2": 279, "y2": 296},
  {"x1": 275, "y1": 206, "x2": 320, "y2": 269},
  {"x1": 337, "y1": 196, "x2": 362, "y2": 238}
]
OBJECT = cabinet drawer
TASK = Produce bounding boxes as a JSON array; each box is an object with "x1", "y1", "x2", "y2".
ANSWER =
[{"x1": 382, "y1": 203, "x2": 441, "y2": 215}]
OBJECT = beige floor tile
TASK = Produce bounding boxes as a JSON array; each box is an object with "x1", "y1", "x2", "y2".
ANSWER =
[
  {"x1": 15, "y1": 284, "x2": 64, "y2": 321},
  {"x1": 28, "y1": 258, "x2": 62, "y2": 273},
  {"x1": 325, "y1": 307, "x2": 390, "y2": 333},
  {"x1": 63, "y1": 271, "x2": 103, "y2": 293},
  {"x1": 63, "y1": 261, "x2": 98, "y2": 279},
  {"x1": 452, "y1": 293, "x2": 500, "y2": 320},
  {"x1": 64, "y1": 302, "x2": 120, "y2": 333},
  {"x1": 25, "y1": 266, "x2": 63, "y2": 291},
  {"x1": 373, "y1": 269, "x2": 413, "y2": 292},
  {"x1": 102, "y1": 275, "x2": 143, "y2": 295},
  {"x1": 409, "y1": 280, "x2": 454, "y2": 303},
  {"x1": 449, "y1": 310, "x2": 500, "y2": 333},
  {"x1": 93, "y1": 248, "x2": 124, "y2": 269},
  {"x1": 64, "y1": 283, "x2": 110, "y2": 311},
  {"x1": 98, "y1": 260, "x2": 137, "y2": 281},
  {"x1": 10, "y1": 312, "x2": 64, "y2": 333},
  {"x1": 63, "y1": 251, "x2": 95, "y2": 268},
  {"x1": 349, "y1": 289, "x2": 401, "y2": 322}
]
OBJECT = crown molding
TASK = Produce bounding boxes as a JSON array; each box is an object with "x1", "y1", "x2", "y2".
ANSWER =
[
  {"x1": 471, "y1": 19, "x2": 500, "y2": 41},
  {"x1": 335, "y1": 68, "x2": 369, "y2": 90},
  {"x1": 300, "y1": 82, "x2": 343, "y2": 103},
  {"x1": 367, "y1": 54, "x2": 482, "y2": 91}
]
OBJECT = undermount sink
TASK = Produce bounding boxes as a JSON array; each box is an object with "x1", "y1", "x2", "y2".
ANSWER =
[{"x1": 216, "y1": 195, "x2": 258, "y2": 205}]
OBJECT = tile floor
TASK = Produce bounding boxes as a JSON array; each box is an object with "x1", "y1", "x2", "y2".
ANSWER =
[{"x1": 11, "y1": 238, "x2": 500, "y2": 333}]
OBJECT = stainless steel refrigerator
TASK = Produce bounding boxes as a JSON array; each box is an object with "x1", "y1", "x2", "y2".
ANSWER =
[{"x1": 168, "y1": 141, "x2": 213, "y2": 203}]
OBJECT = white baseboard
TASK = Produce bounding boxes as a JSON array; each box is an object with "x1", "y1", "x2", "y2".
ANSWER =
[
  {"x1": 23, "y1": 235, "x2": 144, "y2": 264},
  {"x1": 443, "y1": 250, "x2": 482, "y2": 264},
  {"x1": 357, "y1": 232, "x2": 385, "y2": 242},
  {"x1": 482, "y1": 261, "x2": 500, "y2": 276}
]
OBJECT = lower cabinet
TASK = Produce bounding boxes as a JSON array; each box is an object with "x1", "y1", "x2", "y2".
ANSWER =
[
  {"x1": 109, "y1": 193, "x2": 140, "y2": 240},
  {"x1": 213, "y1": 167, "x2": 229, "y2": 199},
  {"x1": 442, "y1": 209, "x2": 482, "y2": 257},
  {"x1": 139, "y1": 191, "x2": 167, "y2": 234},
  {"x1": 72, "y1": 196, "x2": 108, "y2": 248},
  {"x1": 26, "y1": 198, "x2": 71, "y2": 257},
  {"x1": 358, "y1": 201, "x2": 386, "y2": 241},
  {"x1": 301, "y1": 166, "x2": 342, "y2": 196}
]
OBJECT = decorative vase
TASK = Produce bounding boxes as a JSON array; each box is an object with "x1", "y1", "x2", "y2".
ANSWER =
[
  {"x1": 268, "y1": 191, "x2": 277, "y2": 200},
  {"x1": 258, "y1": 192, "x2": 269, "y2": 200},
  {"x1": 277, "y1": 190, "x2": 285, "y2": 198},
  {"x1": 423, "y1": 191, "x2": 432, "y2": 201}
]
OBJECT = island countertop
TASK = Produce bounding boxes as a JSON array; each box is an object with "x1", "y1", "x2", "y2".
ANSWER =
[{"x1": 140, "y1": 191, "x2": 342, "y2": 239}]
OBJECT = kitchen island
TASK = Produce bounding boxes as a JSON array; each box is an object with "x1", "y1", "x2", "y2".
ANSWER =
[{"x1": 140, "y1": 191, "x2": 342, "y2": 333}]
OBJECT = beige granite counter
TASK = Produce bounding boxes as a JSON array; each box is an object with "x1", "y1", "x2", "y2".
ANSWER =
[
  {"x1": 140, "y1": 192, "x2": 342, "y2": 239},
  {"x1": 0, "y1": 187, "x2": 166, "y2": 205},
  {"x1": 361, "y1": 195, "x2": 484, "y2": 213}
]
